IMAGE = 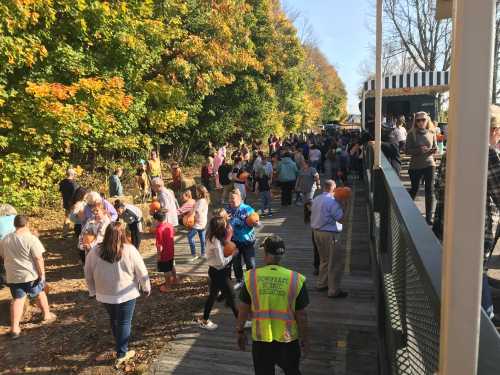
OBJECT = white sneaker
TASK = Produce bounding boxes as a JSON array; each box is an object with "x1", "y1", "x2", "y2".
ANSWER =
[
  {"x1": 233, "y1": 281, "x2": 244, "y2": 290},
  {"x1": 199, "y1": 320, "x2": 218, "y2": 330},
  {"x1": 115, "y1": 350, "x2": 135, "y2": 368},
  {"x1": 244, "y1": 320, "x2": 252, "y2": 329},
  {"x1": 190, "y1": 256, "x2": 199, "y2": 262}
]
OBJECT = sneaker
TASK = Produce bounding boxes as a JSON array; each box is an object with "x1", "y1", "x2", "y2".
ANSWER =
[
  {"x1": 115, "y1": 350, "x2": 135, "y2": 368},
  {"x1": 267, "y1": 212, "x2": 273, "y2": 217},
  {"x1": 244, "y1": 320, "x2": 252, "y2": 329},
  {"x1": 199, "y1": 320, "x2": 218, "y2": 330},
  {"x1": 190, "y1": 256, "x2": 199, "y2": 262},
  {"x1": 233, "y1": 281, "x2": 244, "y2": 290}
]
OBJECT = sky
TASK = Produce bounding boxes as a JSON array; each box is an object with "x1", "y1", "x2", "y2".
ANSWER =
[{"x1": 283, "y1": 0, "x2": 373, "y2": 114}]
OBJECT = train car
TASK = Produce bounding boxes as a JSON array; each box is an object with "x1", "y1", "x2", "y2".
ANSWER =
[
  {"x1": 362, "y1": 94, "x2": 438, "y2": 124},
  {"x1": 360, "y1": 71, "x2": 449, "y2": 131}
]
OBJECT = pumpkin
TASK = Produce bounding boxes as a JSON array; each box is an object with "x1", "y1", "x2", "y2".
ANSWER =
[
  {"x1": 82, "y1": 233, "x2": 96, "y2": 246},
  {"x1": 246, "y1": 212, "x2": 260, "y2": 226},
  {"x1": 149, "y1": 200, "x2": 161, "y2": 213},
  {"x1": 223, "y1": 241, "x2": 237, "y2": 257},
  {"x1": 240, "y1": 171, "x2": 250, "y2": 181},
  {"x1": 183, "y1": 214, "x2": 195, "y2": 229},
  {"x1": 334, "y1": 187, "x2": 352, "y2": 202}
]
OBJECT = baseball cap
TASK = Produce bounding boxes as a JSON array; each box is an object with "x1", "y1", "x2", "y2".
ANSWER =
[{"x1": 259, "y1": 235, "x2": 286, "y2": 255}]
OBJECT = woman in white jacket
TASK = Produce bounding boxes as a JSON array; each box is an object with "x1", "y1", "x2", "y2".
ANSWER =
[{"x1": 85, "y1": 222, "x2": 150, "y2": 368}]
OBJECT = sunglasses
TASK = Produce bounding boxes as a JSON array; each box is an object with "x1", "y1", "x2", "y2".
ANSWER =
[{"x1": 416, "y1": 118, "x2": 426, "y2": 122}]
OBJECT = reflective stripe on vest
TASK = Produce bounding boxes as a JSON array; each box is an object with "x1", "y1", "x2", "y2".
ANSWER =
[
  {"x1": 249, "y1": 268, "x2": 263, "y2": 340},
  {"x1": 246, "y1": 266, "x2": 303, "y2": 343}
]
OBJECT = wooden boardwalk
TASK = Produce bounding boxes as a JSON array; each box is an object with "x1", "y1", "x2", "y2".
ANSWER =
[{"x1": 148, "y1": 181, "x2": 378, "y2": 375}]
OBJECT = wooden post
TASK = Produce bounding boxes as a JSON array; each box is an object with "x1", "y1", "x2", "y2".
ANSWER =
[{"x1": 439, "y1": 0, "x2": 496, "y2": 374}]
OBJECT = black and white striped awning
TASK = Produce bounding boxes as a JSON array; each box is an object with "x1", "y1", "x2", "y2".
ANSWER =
[{"x1": 364, "y1": 71, "x2": 450, "y2": 92}]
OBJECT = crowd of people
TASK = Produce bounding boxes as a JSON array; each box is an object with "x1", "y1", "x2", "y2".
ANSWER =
[
  {"x1": 3, "y1": 110, "x2": 500, "y2": 373},
  {"x1": 0, "y1": 129, "x2": 365, "y2": 372}
]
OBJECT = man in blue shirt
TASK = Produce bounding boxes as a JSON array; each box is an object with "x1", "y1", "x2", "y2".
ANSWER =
[
  {"x1": 226, "y1": 189, "x2": 257, "y2": 289},
  {"x1": 310, "y1": 180, "x2": 349, "y2": 298}
]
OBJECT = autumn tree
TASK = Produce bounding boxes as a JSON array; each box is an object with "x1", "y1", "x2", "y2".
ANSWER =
[{"x1": 0, "y1": 0, "x2": 347, "y2": 208}]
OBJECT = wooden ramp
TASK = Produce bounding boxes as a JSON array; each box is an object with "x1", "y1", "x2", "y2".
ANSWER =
[{"x1": 148, "y1": 181, "x2": 378, "y2": 375}]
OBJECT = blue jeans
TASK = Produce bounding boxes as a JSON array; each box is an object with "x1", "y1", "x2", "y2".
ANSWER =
[
  {"x1": 103, "y1": 298, "x2": 136, "y2": 358},
  {"x1": 188, "y1": 228, "x2": 206, "y2": 256},
  {"x1": 310, "y1": 160, "x2": 320, "y2": 171},
  {"x1": 260, "y1": 191, "x2": 272, "y2": 213},
  {"x1": 233, "y1": 242, "x2": 256, "y2": 282},
  {"x1": 482, "y1": 273, "x2": 494, "y2": 319}
]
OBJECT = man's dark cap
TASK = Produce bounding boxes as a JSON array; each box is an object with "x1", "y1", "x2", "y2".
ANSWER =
[{"x1": 260, "y1": 235, "x2": 286, "y2": 255}]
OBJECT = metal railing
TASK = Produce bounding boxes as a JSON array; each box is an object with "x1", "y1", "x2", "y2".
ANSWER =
[{"x1": 365, "y1": 148, "x2": 500, "y2": 375}]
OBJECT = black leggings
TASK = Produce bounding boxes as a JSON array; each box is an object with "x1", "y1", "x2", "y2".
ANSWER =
[
  {"x1": 408, "y1": 166, "x2": 435, "y2": 223},
  {"x1": 280, "y1": 180, "x2": 295, "y2": 206},
  {"x1": 128, "y1": 221, "x2": 141, "y2": 249},
  {"x1": 203, "y1": 266, "x2": 238, "y2": 320}
]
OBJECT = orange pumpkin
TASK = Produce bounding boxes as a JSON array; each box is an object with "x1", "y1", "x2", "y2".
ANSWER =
[
  {"x1": 240, "y1": 171, "x2": 250, "y2": 181},
  {"x1": 149, "y1": 200, "x2": 161, "y2": 214},
  {"x1": 183, "y1": 214, "x2": 195, "y2": 229},
  {"x1": 246, "y1": 212, "x2": 260, "y2": 227},
  {"x1": 223, "y1": 241, "x2": 237, "y2": 257},
  {"x1": 334, "y1": 187, "x2": 352, "y2": 202},
  {"x1": 82, "y1": 233, "x2": 96, "y2": 246}
]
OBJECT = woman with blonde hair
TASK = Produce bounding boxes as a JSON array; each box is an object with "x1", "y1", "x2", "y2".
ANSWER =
[
  {"x1": 406, "y1": 112, "x2": 438, "y2": 224},
  {"x1": 188, "y1": 185, "x2": 210, "y2": 261}
]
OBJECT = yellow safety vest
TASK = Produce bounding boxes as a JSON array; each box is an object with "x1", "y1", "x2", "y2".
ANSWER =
[{"x1": 244, "y1": 265, "x2": 305, "y2": 343}]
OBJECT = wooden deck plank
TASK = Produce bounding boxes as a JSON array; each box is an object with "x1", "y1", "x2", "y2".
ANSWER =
[{"x1": 149, "y1": 180, "x2": 378, "y2": 374}]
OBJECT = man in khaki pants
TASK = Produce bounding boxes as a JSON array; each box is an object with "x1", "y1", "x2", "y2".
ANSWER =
[{"x1": 310, "y1": 180, "x2": 349, "y2": 298}]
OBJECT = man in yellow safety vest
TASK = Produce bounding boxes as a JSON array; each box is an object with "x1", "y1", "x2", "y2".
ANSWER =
[{"x1": 236, "y1": 235, "x2": 310, "y2": 375}]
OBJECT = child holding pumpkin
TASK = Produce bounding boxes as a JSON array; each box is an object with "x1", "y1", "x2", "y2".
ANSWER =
[
  {"x1": 188, "y1": 185, "x2": 210, "y2": 261},
  {"x1": 154, "y1": 209, "x2": 176, "y2": 293},
  {"x1": 177, "y1": 190, "x2": 196, "y2": 221},
  {"x1": 200, "y1": 210, "x2": 241, "y2": 330},
  {"x1": 78, "y1": 203, "x2": 111, "y2": 264}
]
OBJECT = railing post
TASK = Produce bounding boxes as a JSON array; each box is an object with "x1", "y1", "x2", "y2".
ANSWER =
[
  {"x1": 374, "y1": 0, "x2": 383, "y2": 168},
  {"x1": 439, "y1": 0, "x2": 496, "y2": 374},
  {"x1": 362, "y1": 90, "x2": 366, "y2": 131}
]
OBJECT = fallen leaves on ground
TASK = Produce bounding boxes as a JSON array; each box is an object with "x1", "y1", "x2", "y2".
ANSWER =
[{"x1": 0, "y1": 209, "x2": 208, "y2": 374}]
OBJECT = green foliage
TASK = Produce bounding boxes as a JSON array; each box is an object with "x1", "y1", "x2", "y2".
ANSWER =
[
  {"x1": 0, "y1": 154, "x2": 68, "y2": 209},
  {"x1": 0, "y1": 0, "x2": 347, "y2": 209}
]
